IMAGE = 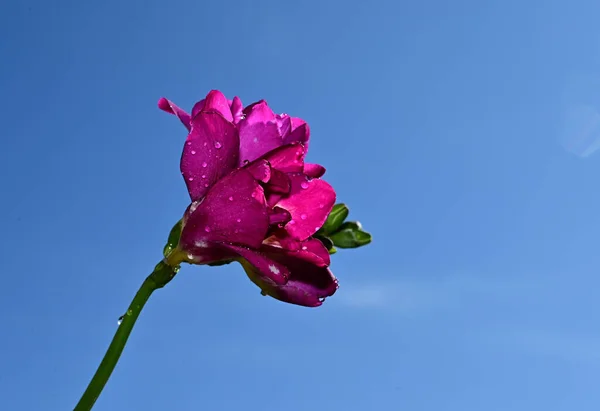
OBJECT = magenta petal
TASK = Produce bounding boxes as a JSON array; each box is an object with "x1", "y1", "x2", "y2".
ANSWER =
[
  {"x1": 179, "y1": 169, "x2": 269, "y2": 250},
  {"x1": 245, "y1": 159, "x2": 272, "y2": 183},
  {"x1": 191, "y1": 99, "x2": 206, "y2": 118},
  {"x1": 303, "y1": 163, "x2": 326, "y2": 178},
  {"x1": 277, "y1": 174, "x2": 336, "y2": 240},
  {"x1": 223, "y1": 244, "x2": 290, "y2": 285},
  {"x1": 269, "y1": 207, "x2": 291, "y2": 226},
  {"x1": 181, "y1": 112, "x2": 239, "y2": 201},
  {"x1": 238, "y1": 101, "x2": 282, "y2": 164},
  {"x1": 243, "y1": 254, "x2": 338, "y2": 307},
  {"x1": 230, "y1": 96, "x2": 244, "y2": 124},
  {"x1": 263, "y1": 237, "x2": 330, "y2": 267},
  {"x1": 282, "y1": 117, "x2": 310, "y2": 148},
  {"x1": 266, "y1": 169, "x2": 290, "y2": 194},
  {"x1": 158, "y1": 98, "x2": 191, "y2": 131},
  {"x1": 261, "y1": 143, "x2": 305, "y2": 174},
  {"x1": 201, "y1": 90, "x2": 234, "y2": 122}
]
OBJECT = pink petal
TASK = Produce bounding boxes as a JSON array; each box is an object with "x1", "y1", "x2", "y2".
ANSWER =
[
  {"x1": 242, "y1": 251, "x2": 338, "y2": 307},
  {"x1": 266, "y1": 169, "x2": 291, "y2": 194},
  {"x1": 282, "y1": 117, "x2": 310, "y2": 148},
  {"x1": 179, "y1": 169, "x2": 269, "y2": 250},
  {"x1": 181, "y1": 112, "x2": 239, "y2": 201},
  {"x1": 158, "y1": 98, "x2": 191, "y2": 131},
  {"x1": 303, "y1": 163, "x2": 326, "y2": 178},
  {"x1": 200, "y1": 90, "x2": 234, "y2": 122},
  {"x1": 263, "y1": 237, "x2": 330, "y2": 267},
  {"x1": 223, "y1": 244, "x2": 290, "y2": 285},
  {"x1": 238, "y1": 101, "x2": 282, "y2": 164},
  {"x1": 276, "y1": 174, "x2": 336, "y2": 241},
  {"x1": 268, "y1": 207, "x2": 291, "y2": 226},
  {"x1": 230, "y1": 96, "x2": 244, "y2": 124},
  {"x1": 261, "y1": 143, "x2": 305, "y2": 174},
  {"x1": 244, "y1": 159, "x2": 272, "y2": 183}
]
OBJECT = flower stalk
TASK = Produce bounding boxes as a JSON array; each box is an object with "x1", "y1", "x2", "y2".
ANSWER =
[{"x1": 73, "y1": 260, "x2": 179, "y2": 411}]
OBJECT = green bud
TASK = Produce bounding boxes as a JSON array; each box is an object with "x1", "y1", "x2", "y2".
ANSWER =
[
  {"x1": 320, "y1": 203, "x2": 349, "y2": 235},
  {"x1": 329, "y1": 221, "x2": 372, "y2": 248}
]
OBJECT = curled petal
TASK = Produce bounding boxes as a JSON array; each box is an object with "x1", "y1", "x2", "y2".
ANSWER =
[
  {"x1": 181, "y1": 111, "x2": 239, "y2": 200},
  {"x1": 179, "y1": 169, "x2": 269, "y2": 250},
  {"x1": 158, "y1": 98, "x2": 191, "y2": 131},
  {"x1": 276, "y1": 173, "x2": 336, "y2": 240},
  {"x1": 268, "y1": 207, "x2": 291, "y2": 226},
  {"x1": 242, "y1": 252, "x2": 338, "y2": 307},
  {"x1": 266, "y1": 169, "x2": 290, "y2": 194},
  {"x1": 304, "y1": 163, "x2": 326, "y2": 178},
  {"x1": 261, "y1": 143, "x2": 305, "y2": 174},
  {"x1": 230, "y1": 96, "x2": 244, "y2": 124},
  {"x1": 263, "y1": 237, "x2": 330, "y2": 267},
  {"x1": 245, "y1": 159, "x2": 272, "y2": 183},
  {"x1": 224, "y1": 244, "x2": 290, "y2": 285}
]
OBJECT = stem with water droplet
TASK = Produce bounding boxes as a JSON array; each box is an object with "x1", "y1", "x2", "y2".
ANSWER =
[{"x1": 73, "y1": 260, "x2": 179, "y2": 411}]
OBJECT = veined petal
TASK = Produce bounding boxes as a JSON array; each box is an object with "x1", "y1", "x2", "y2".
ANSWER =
[{"x1": 200, "y1": 90, "x2": 234, "y2": 122}]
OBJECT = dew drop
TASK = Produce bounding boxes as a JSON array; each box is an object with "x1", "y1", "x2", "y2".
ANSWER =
[
  {"x1": 300, "y1": 181, "x2": 309, "y2": 189},
  {"x1": 204, "y1": 226, "x2": 211, "y2": 233},
  {"x1": 202, "y1": 162, "x2": 208, "y2": 168},
  {"x1": 201, "y1": 174, "x2": 206, "y2": 178},
  {"x1": 229, "y1": 196, "x2": 234, "y2": 201},
  {"x1": 318, "y1": 297, "x2": 326, "y2": 303},
  {"x1": 253, "y1": 137, "x2": 258, "y2": 143},
  {"x1": 204, "y1": 183, "x2": 209, "y2": 187},
  {"x1": 188, "y1": 177, "x2": 194, "y2": 181},
  {"x1": 236, "y1": 218, "x2": 241, "y2": 223},
  {"x1": 186, "y1": 141, "x2": 192, "y2": 146},
  {"x1": 300, "y1": 214, "x2": 307, "y2": 220},
  {"x1": 301, "y1": 246, "x2": 308, "y2": 250},
  {"x1": 319, "y1": 203, "x2": 325, "y2": 209},
  {"x1": 191, "y1": 150, "x2": 196, "y2": 155},
  {"x1": 117, "y1": 315, "x2": 124, "y2": 325},
  {"x1": 288, "y1": 220, "x2": 295, "y2": 225},
  {"x1": 214, "y1": 141, "x2": 222, "y2": 149},
  {"x1": 203, "y1": 142, "x2": 208, "y2": 147}
]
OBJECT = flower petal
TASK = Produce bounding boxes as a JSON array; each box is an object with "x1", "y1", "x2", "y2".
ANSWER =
[
  {"x1": 266, "y1": 169, "x2": 290, "y2": 194},
  {"x1": 303, "y1": 163, "x2": 326, "y2": 178},
  {"x1": 242, "y1": 252, "x2": 338, "y2": 307},
  {"x1": 223, "y1": 244, "x2": 290, "y2": 285},
  {"x1": 230, "y1": 96, "x2": 244, "y2": 124},
  {"x1": 263, "y1": 237, "x2": 330, "y2": 267},
  {"x1": 282, "y1": 117, "x2": 310, "y2": 148},
  {"x1": 179, "y1": 169, "x2": 269, "y2": 250},
  {"x1": 261, "y1": 143, "x2": 305, "y2": 174},
  {"x1": 158, "y1": 98, "x2": 191, "y2": 131},
  {"x1": 200, "y1": 90, "x2": 234, "y2": 122},
  {"x1": 276, "y1": 173, "x2": 336, "y2": 240},
  {"x1": 181, "y1": 111, "x2": 239, "y2": 201},
  {"x1": 244, "y1": 159, "x2": 272, "y2": 183},
  {"x1": 238, "y1": 101, "x2": 282, "y2": 164}
]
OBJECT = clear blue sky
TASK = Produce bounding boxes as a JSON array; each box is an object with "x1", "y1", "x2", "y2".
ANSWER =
[{"x1": 2, "y1": 0, "x2": 600, "y2": 410}]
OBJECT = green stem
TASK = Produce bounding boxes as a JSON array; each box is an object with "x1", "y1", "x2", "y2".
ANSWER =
[{"x1": 74, "y1": 260, "x2": 178, "y2": 411}]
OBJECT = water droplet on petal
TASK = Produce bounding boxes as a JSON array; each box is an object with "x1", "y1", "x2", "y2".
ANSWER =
[
  {"x1": 242, "y1": 160, "x2": 250, "y2": 165},
  {"x1": 204, "y1": 226, "x2": 211, "y2": 232},
  {"x1": 186, "y1": 141, "x2": 192, "y2": 146},
  {"x1": 300, "y1": 214, "x2": 307, "y2": 220},
  {"x1": 214, "y1": 142, "x2": 222, "y2": 149},
  {"x1": 315, "y1": 226, "x2": 320, "y2": 231},
  {"x1": 204, "y1": 183, "x2": 209, "y2": 187},
  {"x1": 300, "y1": 181, "x2": 309, "y2": 189},
  {"x1": 319, "y1": 203, "x2": 324, "y2": 209},
  {"x1": 301, "y1": 246, "x2": 308, "y2": 250},
  {"x1": 318, "y1": 297, "x2": 326, "y2": 303},
  {"x1": 229, "y1": 196, "x2": 234, "y2": 201},
  {"x1": 188, "y1": 177, "x2": 194, "y2": 181},
  {"x1": 236, "y1": 218, "x2": 242, "y2": 223},
  {"x1": 288, "y1": 220, "x2": 295, "y2": 225},
  {"x1": 201, "y1": 174, "x2": 206, "y2": 178},
  {"x1": 191, "y1": 150, "x2": 196, "y2": 155},
  {"x1": 202, "y1": 162, "x2": 207, "y2": 168},
  {"x1": 253, "y1": 137, "x2": 258, "y2": 143}
]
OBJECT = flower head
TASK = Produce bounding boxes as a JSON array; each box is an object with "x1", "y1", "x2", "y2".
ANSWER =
[{"x1": 158, "y1": 90, "x2": 337, "y2": 306}]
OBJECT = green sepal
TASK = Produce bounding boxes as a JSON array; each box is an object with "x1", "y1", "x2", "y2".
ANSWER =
[
  {"x1": 162, "y1": 219, "x2": 183, "y2": 258},
  {"x1": 329, "y1": 221, "x2": 372, "y2": 248},
  {"x1": 319, "y1": 203, "x2": 349, "y2": 235}
]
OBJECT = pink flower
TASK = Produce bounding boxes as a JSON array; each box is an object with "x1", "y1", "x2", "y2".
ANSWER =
[{"x1": 158, "y1": 90, "x2": 338, "y2": 307}]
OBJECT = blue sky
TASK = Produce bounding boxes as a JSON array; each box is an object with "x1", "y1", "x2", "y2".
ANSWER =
[{"x1": 2, "y1": 0, "x2": 600, "y2": 410}]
